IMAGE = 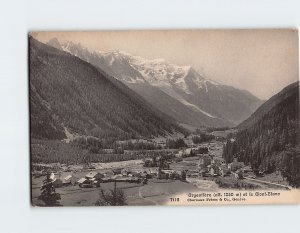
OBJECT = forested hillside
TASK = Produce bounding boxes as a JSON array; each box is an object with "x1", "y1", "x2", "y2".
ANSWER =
[
  {"x1": 29, "y1": 37, "x2": 184, "y2": 144},
  {"x1": 238, "y1": 82, "x2": 299, "y2": 129},
  {"x1": 223, "y1": 81, "x2": 300, "y2": 187}
]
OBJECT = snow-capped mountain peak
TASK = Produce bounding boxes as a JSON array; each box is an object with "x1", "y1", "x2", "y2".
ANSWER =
[
  {"x1": 46, "y1": 38, "x2": 262, "y2": 127},
  {"x1": 56, "y1": 40, "x2": 209, "y2": 94}
]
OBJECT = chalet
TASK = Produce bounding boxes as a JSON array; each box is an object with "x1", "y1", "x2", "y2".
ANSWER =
[
  {"x1": 196, "y1": 146, "x2": 209, "y2": 154},
  {"x1": 175, "y1": 150, "x2": 183, "y2": 158},
  {"x1": 52, "y1": 177, "x2": 63, "y2": 188},
  {"x1": 228, "y1": 161, "x2": 245, "y2": 172},
  {"x1": 104, "y1": 171, "x2": 114, "y2": 177},
  {"x1": 157, "y1": 169, "x2": 174, "y2": 179},
  {"x1": 121, "y1": 169, "x2": 129, "y2": 176},
  {"x1": 161, "y1": 169, "x2": 174, "y2": 176},
  {"x1": 184, "y1": 148, "x2": 192, "y2": 155},
  {"x1": 85, "y1": 171, "x2": 104, "y2": 180},
  {"x1": 48, "y1": 172, "x2": 63, "y2": 188},
  {"x1": 77, "y1": 178, "x2": 93, "y2": 188},
  {"x1": 234, "y1": 169, "x2": 244, "y2": 179},
  {"x1": 219, "y1": 165, "x2": 231, "y2": 177},
  {"x1": 149, "y1": 168, "x2": 158, "y2": 176},
  {"x1": 208, "y1": 165, "x2": 219, "y2": 176},
  {"x1": 158, "y1": 172, "x2": 169, "y2": 179},
  {"x1": 62, "y1": 175, "x2": 77, "y2": 185},
  {"x1": 131, "y1": 171, "x2": 142, "y2": 178},
  {"x1": 101, "y1": 177, "x2": 112, "y2": 183},
  {"x1": 49, "y1": 172, "x2": 55, "y2": 180},
  {"x1": 114, "y1": 176, "x2": 131, "y2": 182},
  {"x1": 113, "y1": 168, "x2": 122, "y2": 175},
  {"x1": 111, "y1": 174, "x2": 123, "y2": 180}
]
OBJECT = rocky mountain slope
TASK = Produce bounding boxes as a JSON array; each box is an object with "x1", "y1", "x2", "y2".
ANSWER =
[{"x1": 49, "y1": 39, "x2": 263, "y2": 128}]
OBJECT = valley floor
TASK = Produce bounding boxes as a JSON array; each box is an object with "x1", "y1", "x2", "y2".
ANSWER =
[{"x1": 31, "y1": 140, "x2": 290, "y2": 206}]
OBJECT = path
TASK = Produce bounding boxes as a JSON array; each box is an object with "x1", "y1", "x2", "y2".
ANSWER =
[
  {"x1": 138, "y1": 186, "x2": 159, "y2": 205},
  {"x1": 243, "y1": 177, "x2": 291, "y2": 190}
]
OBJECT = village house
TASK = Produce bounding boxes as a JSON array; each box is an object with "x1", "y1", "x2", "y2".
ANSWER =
[
  {"x1": 48, "y1": 172, "x2": 63, "y2": 188},
  {"x1": 234, "y1": 169, "x2": 244, "y2": 179},
  {"x1": 149, "y1": 168, "x2": 158, "y2": 176},
  {"x1": 157, "y1": 169, "x2": 175, "y2": 179},
  {"x1": 195, "y1": 146, "x2": 209, "y2": 154},
  {"x1": 175, "y1": 150, "x2": 183, "y2": 158},
  {"x1": 131, "y1": 171, "x2": 142, "y2": 178},
  {"x1": 77, "y1": 177, "x2": 93, "y2": 188},
  {"x1": 85, "y1": 171, "x2": 105, "y2": 180},
  {"x1": 62, "y1": 174, "x2": 77, "y2": 186},
  {"x1": 219, "y1": 164, "x2": 231, "y2": 177},
  {"x1": 161, "y1": 169, "x2": 174, "y2": 176},
  {"x1": 121, "y1": 169, "x2": 129, "y2": 176},
  {"x1": 158, "y1": 171, "x2": 168, "y2": 179},
  {"x1": 228, "y1": 160, "x2": 245, "y2": 172},
  {"x1": 52, "y1": 178, "x2": 63, "y2": 188},
  {"x1": 112, "y1": 168, "x2": 122, "y2": 175},
  {"x1": 51, "y1": 177, "x2": 63, "y2": 188},
  {"x1": 49, "y1": 172, "x2": 55, "y2": 180},
  {"x1": 104, "y1": 170, "x2": 114, "y2": 177},
  {"x1": 208, "y1": 164, "x2": 219, "y2": 176}
]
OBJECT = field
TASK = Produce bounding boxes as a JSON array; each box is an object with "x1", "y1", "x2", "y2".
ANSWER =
[
  {"x1": 31, "y1": 145, "x2": 216, "y2": 206},
  {"x1": 32, "y1": 176, "x2": 198, "y2": 206}
]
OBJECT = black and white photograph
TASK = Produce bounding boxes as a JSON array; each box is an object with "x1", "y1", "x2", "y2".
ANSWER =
[
  {"x1": 2, "y1": 1, "x2": 300, "y2": 233},
  {"x1": 29, "y1": 30, "x2": 299, "y2": 206}
]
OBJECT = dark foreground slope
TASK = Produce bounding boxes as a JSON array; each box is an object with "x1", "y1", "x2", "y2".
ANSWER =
[
  {"x1": 29, "y1": 37, "x2": 183, "y2": 141},
  {"x1": 224, "y1": 81, "x2": 300, "y2": 187}
]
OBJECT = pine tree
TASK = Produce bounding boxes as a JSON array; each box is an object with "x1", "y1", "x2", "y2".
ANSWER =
[
  {"x1": 181, "y1": 170, "x2": 187, "y2": 181},
  {"x1": 95, "y1": 182, "x2": 127, "y2": 206},
  {"x1": 38, "y1": 173, "x2": 61, "y2": 206}
]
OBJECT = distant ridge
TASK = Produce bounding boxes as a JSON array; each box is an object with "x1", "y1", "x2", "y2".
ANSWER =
[{"x1": 238, "y1": 81, "x2": 299, "y2": 129}]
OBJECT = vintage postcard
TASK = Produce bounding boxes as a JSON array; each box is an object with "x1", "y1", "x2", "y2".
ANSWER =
[{"x1": 29, "y1": 30, "x2": 300, "y2": 206}]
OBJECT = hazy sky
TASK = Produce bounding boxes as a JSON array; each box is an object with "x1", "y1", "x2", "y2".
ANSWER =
[{"x1": 33, "y1": 30, "x2": 299, "y2": 100}]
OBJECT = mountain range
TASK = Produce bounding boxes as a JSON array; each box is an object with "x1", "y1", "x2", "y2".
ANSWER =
[
  {"x1": 30, "y1": 37, "x2": 184, "y2": 141},
  {"x1": 47, "y1": 38, "x2": 263, "y2": 128}
]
